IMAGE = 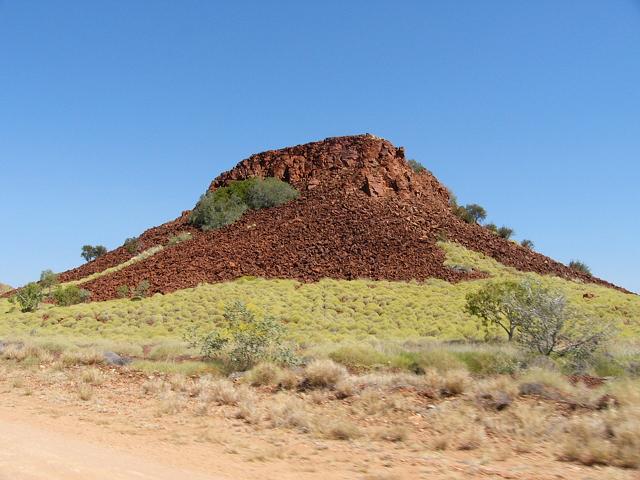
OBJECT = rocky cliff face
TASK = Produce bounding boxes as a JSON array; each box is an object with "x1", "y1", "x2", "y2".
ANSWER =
[{"x1": 211, "y1": 134, "x2": 451, "y2": 203}]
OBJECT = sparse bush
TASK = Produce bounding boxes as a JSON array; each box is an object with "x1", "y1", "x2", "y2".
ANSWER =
[
  {"x1": 521, "y1": 239, "x2": 534, "y2": 250},
  {"x1": 81, "y1": 245, "x2": 107, "y2": 262},
  {"x1": 508, "y1": 281, "x2": 613, "y2": 362},
  {"x1": 123, "y1": 237, "x2": 139, "y2": 254},
  {"x1": 189, "y1": 177, "x2": 298, "y2": 231},
  {"x1": 407, "y1": 159, "x2": 426, "y2": 173},
  {"x1": 497, "y1": 226, "x2": 514, "y2": 239},
  {"x1": 569, "y1": 260, "x2": 591, "y2": 276},
  {"x1": 132, "y1": 280, "x2": 150, "y2": 300},
  {"x1": 116, "y1": 285, "x2": 130, "y2": 298},
  {"x1": 193, "y1": 301, "x2": 295, "y2": 371},
  {"x1": 14, "y1": 283, "x2": 43, "y2": 312},
  {"x1": 52, "y1": 285, "x2": 91, "y2": 306},
  {"x1": 485, "y1": 223, "x2": 498, "y2": 233},
  {"x1": 304, "y1": 359, "x2": 347, "y2": 388}
]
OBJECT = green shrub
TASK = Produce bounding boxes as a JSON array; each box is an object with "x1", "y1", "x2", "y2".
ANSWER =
[
  {"x1": 14, "y1": 283, "x2": 43, "y2": 312},
  {"x1": 569, "y1": 260, "x2": 591, "y2": 276},
  {"x1": 189, "y1": 178, "x2": 298, "y2": 231},
  {"x1": 244, "y1": 177, "x2": 299, "y2": 210},
  {"x1": 52, "y1": 285, "x2": 91, "y2": 306},
  {"x1": 190, "y1": 193, "x2": 248, "y2": 230},
  {"x1": 407, "y1": 159, "x2": 426, "y2": 173},
  {"x1": 123, "y1": 237, "x2": 139, "y2": 254}
]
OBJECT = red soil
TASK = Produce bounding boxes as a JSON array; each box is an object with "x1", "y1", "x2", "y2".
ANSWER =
[{"x1": 49, "y1": 135, "x2": 625, "y2": 301}]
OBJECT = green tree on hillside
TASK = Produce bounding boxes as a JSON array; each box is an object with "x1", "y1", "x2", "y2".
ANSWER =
[
  {"x1": 81, "y1": 245, "x2": 107, "y2": 262},
  {"x1": 39, "y1": 269, "x2": 59, "y2": 294}
]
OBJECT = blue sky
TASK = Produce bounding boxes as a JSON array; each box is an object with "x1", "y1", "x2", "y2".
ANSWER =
[{"x1": 1, "y1": 1, "x2": 638, "y2": 292}]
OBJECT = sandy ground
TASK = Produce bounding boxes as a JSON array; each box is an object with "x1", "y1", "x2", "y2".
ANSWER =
[{"x1": 0, "y1": 366, "x2": 637, "y2": 480}]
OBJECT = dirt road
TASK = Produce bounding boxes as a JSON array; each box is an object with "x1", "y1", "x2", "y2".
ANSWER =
[{"x1": 0, "y1": 415, "x2": 223, "y2": 480}]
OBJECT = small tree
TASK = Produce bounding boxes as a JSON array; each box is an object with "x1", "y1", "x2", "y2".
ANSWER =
[
  {"x1": 39, "y1": 269, "x2": 59, "y2": 294},
  {"x1": 81, "y1": 245, "x2": 108, "y2": 262},
  {"x1": 465, "y1": 281, "x2": 526, "y2": 341},
  {"x1": 407, "y1": 159, "x2": 426, "y2": 173},
  {"x1": 14, "y1": 282, "x2": 44, "y2": 312},
  {"x1": 569, "y1": 260, "x2": 591, "y2": 276},
  {"x1": 521, "y1": 239, "x2": 534, "y2": 250},
  {"x1": 485, "y1": 223, "x2": 498, "y2": 233},
  {"x1": 463, "y1": 204, "x2": 487, "y2": 224},
  {"x1": 506, "y1": 281, "x2": 612, "y2": 359},
  {"x1": 497, "y1": 226, "x2": 514, "y2": 239}
]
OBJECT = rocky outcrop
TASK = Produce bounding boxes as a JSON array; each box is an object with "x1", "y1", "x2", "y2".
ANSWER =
[{"x1": 52, "y1": 134, "x2": 625, "y2": 301}]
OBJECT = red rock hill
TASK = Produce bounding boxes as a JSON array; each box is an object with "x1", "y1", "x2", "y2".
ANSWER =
[{"x1": 56, "y1": 134, "x2": 620, "y2": 301}]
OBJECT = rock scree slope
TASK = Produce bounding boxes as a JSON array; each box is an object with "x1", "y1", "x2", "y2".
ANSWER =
[{"x1": 56, "y1": 134, "x2": 621, "y2": 301}]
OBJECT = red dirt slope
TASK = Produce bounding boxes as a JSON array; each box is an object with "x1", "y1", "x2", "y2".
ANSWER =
[{"x1": 60, "y1": 134, "x2": 623, "y2": 302}]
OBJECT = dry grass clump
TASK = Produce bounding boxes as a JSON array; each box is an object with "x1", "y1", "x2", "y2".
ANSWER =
[
  {"x1": 233, "y1": 397, "x2": 262, "y2": 424},
  {"x1": 79, "y1": 367, "x2": 105, "y2": 385},
  {"x1": 486, "y1": 402, "x2": 563, "y2": 453},
  {"x1": 321, "y1": 418, "x2": 361, "y2": 440},
  {"x1": 142, "y1": 377, "x2": 167, "y2": 395},
  {"x1": 2, "y1": 343, "x2": 54, "y2": 364},
  {"x1": 156, "y1": 391, "x2": 184, "y2": 415},
  {"x1": 440, "y1": 369, "x2": 470, "y2": 395},
  {"x1": 61, "y1": 349, "x2": 104, "y2": 367},
  {"x1": 276, "y1": 369, "x2": 299, "y2": 390},
  {"x1": 246, "y1": 362, "x2": 282, "y2": 387},
  {"x1": 428, "y1": 403, "x2": 486, "y2": 451},
  {"x1": 266, "y1": 395, "x2": 311, "y2": 432},
  {"x1": 562, "y1": 407, "x2": 640, "y2": 468},
  {"x1": 2, "y1": 344, "x2": 28, "y2": 362},
  {"x1": 77, "y1": 383, "x2": 94, "y2": 401},
  {"x1": 167, "y1": 374, "x2": 189, "y2": 392},
  {"x1": 304, "y1": 359, "x2": 347, "y2": 388},
  {"x1": 375, "y1": 425, "x2": 408, "y2": 443},
  {"x1": 201, "y1": 378, "x2": 252, "y2": 406}
]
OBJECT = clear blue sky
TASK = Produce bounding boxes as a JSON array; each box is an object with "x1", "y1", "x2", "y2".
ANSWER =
[{"x1": 1, "y1": 1, "x2": 639, "y2": 293}]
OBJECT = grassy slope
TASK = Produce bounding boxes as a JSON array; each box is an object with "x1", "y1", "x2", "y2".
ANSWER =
[{"x1": 0, "y1": 242, "x2": 638, "y2": 346}]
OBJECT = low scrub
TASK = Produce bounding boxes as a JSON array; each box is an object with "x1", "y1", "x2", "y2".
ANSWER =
[{"x1": 52, "y1": 285, "x2": 91, "y2": 306}]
